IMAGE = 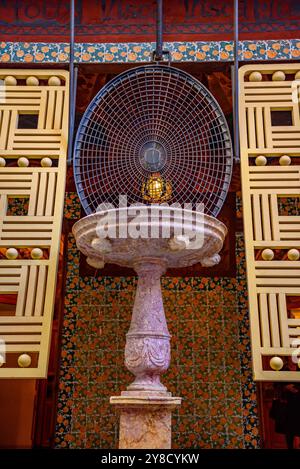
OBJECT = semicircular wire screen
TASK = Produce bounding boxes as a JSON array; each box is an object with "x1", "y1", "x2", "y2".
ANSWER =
[{"x1": 74, "y1": 65, "x2": 233, "y2": 216}]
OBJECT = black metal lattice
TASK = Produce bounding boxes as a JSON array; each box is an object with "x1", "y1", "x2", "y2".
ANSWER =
[{"x1": 74, "y1": 65, "x2": 233, "y2": 216}]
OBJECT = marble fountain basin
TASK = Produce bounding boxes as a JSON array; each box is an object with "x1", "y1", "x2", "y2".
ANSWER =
[
  {"x1": 73, "y1": 206, "x2": 227, "y2": 270},
  {"x1": 73, "y1": 206, "x2": 227, "y2": 397}
]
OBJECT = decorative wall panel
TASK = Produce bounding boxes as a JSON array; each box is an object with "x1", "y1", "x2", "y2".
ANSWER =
[
  {"x1": 0, "y1": 70, "x2": 68, "y2": 377},
  {"x1": 239, "y1": 63, "x2": 300, "y2": 381}
]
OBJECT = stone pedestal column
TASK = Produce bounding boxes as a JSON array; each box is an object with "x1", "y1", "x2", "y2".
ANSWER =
[
  {"x1": 110, "y1": 395, "x2": 181, "y2": 449},
  {"x1": 110, "y1": 258, "x2": 181, "y2": 449},
  {"x1": 73, "y1": 208, "x2": 226, "y2": 449}
]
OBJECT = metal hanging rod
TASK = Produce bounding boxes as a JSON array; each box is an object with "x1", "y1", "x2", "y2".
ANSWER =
[
  {"x1": 153, "y1": 0, "x2": 170, "y2": 62},
  {"x1": 155, "y1": 0, "x2": 163, "y2": 60},
  {"x1": 67, "y1": 0, "x2": 78, "y2": 166},
  {"x1": 233, "y1": 0, "x2": 240, "y2": 162}
]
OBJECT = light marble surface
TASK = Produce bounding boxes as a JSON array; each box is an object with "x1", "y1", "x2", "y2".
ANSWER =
[{"x1": 73, "y1": 207, "x2": 227, "y2": 448}]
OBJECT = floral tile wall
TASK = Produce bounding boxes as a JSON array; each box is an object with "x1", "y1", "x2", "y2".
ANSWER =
[
  {"x1": 1, "y1": 40, "x2": 300, "y2": 64},
  {"x1": 55, "y1": 193, "x2": 260, "y2": 449}
]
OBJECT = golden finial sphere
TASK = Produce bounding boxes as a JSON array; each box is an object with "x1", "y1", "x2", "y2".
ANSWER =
[
  {"x1": 26, "y1": 76, "x2": 39, "y2": 86},
  {"x1": 18, "y1": 354, "x2": 31, "y2": 368},
  {"x1": 6, "y1": 248, "x2": 18, "y2": 260},
  {"x1": 18, "y1": 157, "x2": 29, "y2": 167},
  {"x1": 262, "y1": 249, "x2": 274, "y2": 261},
  {"x1": 270, "y1": 356, "x2": 284, "y2": 371},
  {"x1": 288, "y1": 249, "x2": 300, "y2": 261},
  {"x1": 41, "y1": 157, "x2": 52, "y2": 167},
  {"x1": 279, "y1": 155, "x2": 291, "y2": 166},
  {"x1": 249, "y1": 71, "x2": 262, "y2": 82},
  {"x1": 31, "y1": 248, "x2": 43, "y2": 259},
  {"x1": 4, "y1": 76, "x2": 17, "y2": 86},
  {"x1": 272, "y1": 71, "x2": 285, "y2": 81},
  {"x1": 255, "y1": 155, "x2": 267, "y2": 166},
  {"x1": 48, "y1": 76, "x2": 61, "y2": 86}
]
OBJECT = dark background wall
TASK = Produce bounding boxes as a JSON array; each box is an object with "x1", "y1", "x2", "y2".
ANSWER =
[{"x1": 1, "y1": 0, "x2": 300, "y2": 42}]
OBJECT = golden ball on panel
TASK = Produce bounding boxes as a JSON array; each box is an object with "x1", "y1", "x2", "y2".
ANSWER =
[
  {"x1": 48, "y1": 76, "x2": 61, "y2": 86},
  {"x1": 262, "y1": 248, "x2": 274, "y2": 261},
  {"x1": 26, "y1": 76, "x2": 39, "y2": 86},
  {"x1": 272, "y1": 71, "x2": 286, "y2": 81},
  {"x1": 279, "y1": 155, "x2": 291, "y2": 166},
  {"x1": 270, "y1": 356, "x2": 284, "y2": 371},
  {"x1": 255, "y1": 155, "x2": 267, "y2": 166},
  {"x1": 0, "y1": 157, "x2": 6, "y2": 167},
  {"x1": 287, "y1": 249, "x2": 300, "y2": 261},
  {"x1": 295, "y1": 71, "x2": 300, "y2": 80},
  {"x1": 41, "y1": 157, "x2": 52, "y2": 167},
  {"x1": 4, "y1": 75, "x2": 17, "y2": 86},
  {"x1": 18, "y1": 157, "x2": 29, "y2": 167},
  {"x1": 6, "y1": 248, "x2": 18, "y2": 260},
  {"x1": 249, "y1": 71, "x2": 262, "y2": 82},
  {"x1": 18, "y1": 354, "x2": 31, "y2": 368},
  {"x1": 31, "y1": 248, "x2": 43, "y2": 259},
  {"x1": 298, "y1": 359, "x2": 300, "y2": 369}
]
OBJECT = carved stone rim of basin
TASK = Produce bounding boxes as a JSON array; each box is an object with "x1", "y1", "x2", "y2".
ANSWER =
[{"x1": 72, "y1": 206, "x2": 227, "y2": 269}]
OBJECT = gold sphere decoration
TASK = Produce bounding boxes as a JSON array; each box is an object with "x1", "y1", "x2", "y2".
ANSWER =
[
  {"x1": 249, "y1": 71, "x2": 262, "y2": 82},
  {"x1": 255, "y1": 155, "x2": 267, "y2": 166},
  {"x1": 41, "y1": 157, "x2": 52, "y2": 167},
  {"x1": 48, "y1": 76, "x2": 61, "y2": 86},
  {"x1": 31, "y1": 248, "x2": 43, "y2": 259},
  {"x1": 272, "y1": 71, "x2": 286, "y2": 81},
  {"x1": 270, "y1": 356, "x2": 284, "y2": 371},
  {"x1": 295, "y1": 71, "x2": 300, "y2": 80},
  {"x1": 6, "y1": 248, "x2": 18, "y2": 260},
  {"x1": 141, "y1": 173, "x2": 172, "y2": 203},
  {"x1": 17, "y1": 157, "x2": 29, "y2": 167},
  {"x1": 288, "y1": 249, "x2": 300, "y2": 261},
  {"x1": 148, "y1": 177, "x2": 163, "y2": 199},
  {"x1": 18, "y1": 354, "x2": 31, "y2": 368},
  {"x1": 279, "y1": 155, "x2": 291, "y2": 166},
  {"x1": 298, "y1": 359, "x2": 300, "y2": 369},
  {"x1": 0, "y1": 355, "x2": 5, "y2": 367},
  {"x1": 4, "y1": 75, "x2": 17, "y2": 86},
  {"x1": 26, "y1": 76, "x2": 39, "y2": 86},
  {"x1": 0, "y1": 157, "x2": 6, "y2": 167},
  {"x1": 262, "y1": 248, "x2": 274, "y2": 261}
]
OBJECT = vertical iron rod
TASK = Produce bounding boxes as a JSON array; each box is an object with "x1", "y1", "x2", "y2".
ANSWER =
[
  {"x1": 233, "y1": 0, "x2": 240, "y2": 162},
  {"x1": 67, "y1": 0, "x2": 76, "y2": 166},
  {"x1": 155, "y1": 0, "x2": 163, "y2": 61}
]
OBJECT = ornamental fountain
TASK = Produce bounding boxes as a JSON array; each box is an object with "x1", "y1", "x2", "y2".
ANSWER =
[
  {"x1": 72, "y1": 60, "x2": 231, "y2": 449},
  {"x1": 73, "y1": 206, "x2": 227, "y2": 448}
]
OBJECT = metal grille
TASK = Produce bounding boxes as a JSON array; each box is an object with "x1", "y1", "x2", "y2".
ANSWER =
[{"x1": 74, "y1": 65, "x2": 233, "y2": 216}]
